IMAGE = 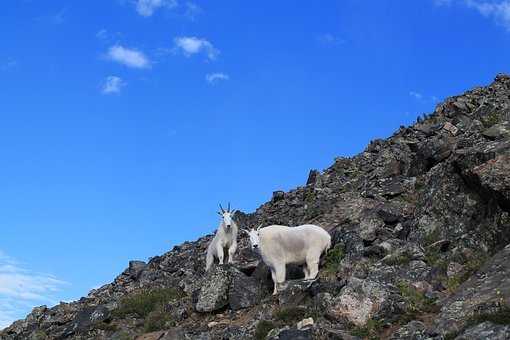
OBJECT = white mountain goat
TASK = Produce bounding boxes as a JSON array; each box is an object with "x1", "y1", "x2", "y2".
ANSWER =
[
  {"x1": 205, "y1": 203, "x2": 239, "y2": 271},
  {"x1": 245, "y1": 224, "x2": 331, "y2": 295}
]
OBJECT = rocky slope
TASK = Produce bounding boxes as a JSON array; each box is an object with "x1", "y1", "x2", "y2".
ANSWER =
[{"x1": 2, "y1": 75, "x2": 510, "y2": 340}]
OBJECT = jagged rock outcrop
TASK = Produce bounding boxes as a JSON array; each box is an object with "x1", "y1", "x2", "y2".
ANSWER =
[{"x1": 2, "y1": 74, "x2": 510, "y2": 339}]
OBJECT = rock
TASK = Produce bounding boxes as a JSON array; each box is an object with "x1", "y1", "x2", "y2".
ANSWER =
[
  {"x1": 268, "y1": 327, "x2": 313, "y2": 340},
  {"x1": 447, "y1": 262, "x2": 464, "y2": 278},
  {"x1": 359, "y1": 216, "x2": 384, "y2": 242},
  {"x1": 136, "y1": 331, "x2": 167, "y2": 340},
  {"x1": 296, "y1": 317, "x2": 314, "y2": 330},
  {"x1": 307, "y1": 169, "x2": 320, "y2": 186},
  {"x1": 328, "y1": 278, "x2": 391, "y2": 326},
  {"x1": 410, "y1": 281, "x2": 433, "y2": 295},
  {"x1": 127, "y1": 260, "x2": 147, "y2": 279},
  {"x1": 195, "y1": 265, "x2": 232, "y2": 312},
  {"x1": 471, "y1": 154, "x2": 510, "y2": 209},
  {"x1": 443, "y1": 122, "x2": 459, "y2": 135},
  {"x1": 432, "y1": 244, "x2": 510, "y2": 335},
  {"x1": 272, "y1": 191, "x2": 285, "y2": 201},
  {"x1": 278, "y1": 279, "x2": 316, "y2": 306},
  {"x1": 482, "y1": 122, "x2": 510, "y2": 140},
  {"x1": 389, "y1": 320, "x2": 427, "y2": 339},
  {"x1": 455, "y1": 321, "x2": 510, "y2": 340},
  {"x1": 228, "y1": 267, "x2": 261, "y2": 310}
]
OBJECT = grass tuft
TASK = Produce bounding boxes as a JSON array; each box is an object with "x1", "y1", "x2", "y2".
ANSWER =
[{"x1": 254, "y1": 320, "x2": 276, "y2": 340}]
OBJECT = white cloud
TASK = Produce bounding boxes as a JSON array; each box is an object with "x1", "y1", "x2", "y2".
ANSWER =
[
  {"x1": 0, "y1": 251, "x2": 66, "y2": 330},
  {"x1": 206, "y1": 72, "x2": 229, "y2": 84},
  {"x1": 185, "y1": 2, "x2": 203, "y2": 21},
  {"x1": 102, "y1": 76, "x2": 126, "y2": 94},
  {"x1": 106, "y1": 45, "x2": 151, "y2": 69},
  {"x1": 317, "y1": 33, "x2": 345, "y2": 46},
  {"x1": 410, "y1": 91, "x2": 441, "y2": 103},
  {"x1": 96, "y1": 29, "x2": 108, "y2": 40},
  {"x1": 465, "y1": 0, "x2": 510, "y2": 30},
  {"x1": 409, "y1": 91, "x2": 424, "y2": 100},
  {"x1": 435, "y1": 0, "x2": 510, "y2": 31},
  {"x1": 174, "y1": 36, "x2": 219, "y2": 60},
  {"x1": 135, "y1": 0, "x2": 177, "y2": 17}
]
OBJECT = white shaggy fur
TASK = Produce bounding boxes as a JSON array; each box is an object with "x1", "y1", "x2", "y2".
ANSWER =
[
  {"x1": 246, "y1": 224, "x2": 331, "y2": 295},
  {"x1": 205, "y1": 210, "x2": 238, "y2": 271}
]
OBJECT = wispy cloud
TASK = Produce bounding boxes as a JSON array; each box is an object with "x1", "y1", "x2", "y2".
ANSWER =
[
  {"x1": 96, "y1": 29, "x2": 108, "y2": 40},
  {"x1": 102, "y1": 76, "x2": 126, "y2": 94},
  {"x1": 316, "y1": 33, "x2": 345, "y2": 46},
  {"x1": 185, "y1": 2, "x2": 203, "y2": 21},
  {"x1": 409, "y1": 91, "x2": 424, "y2": 100},
  {"x1": 465, "y1": 0, "x2": 510, "y2": 30},
  {"x1": 135, "y1": 0, "x2": 177, "y2": 17},
  {"x1": 435, "y1": 0, "x2": 510, "y2": 31},
  {"x1": 174, "y1": 36, "x2": 219, "y2": 60},
  {"x1": 36, "y1": 8, "x2": 67, "y2": 25},
  {"x1": 106, "y1": 45, "x2": 151, "y2": 69},
  {"x1": 0, "y1": 251, "x2": 66, "y2": 330},
  {"x1": 1, "y1": 58, "x2": 17, "y2": 71},
  {"x1": 409, "y1": 90, "x2": 440, "y2": 103},
  {"x1": 206, "y1": 72, "x2": 229, "y2": 84}
]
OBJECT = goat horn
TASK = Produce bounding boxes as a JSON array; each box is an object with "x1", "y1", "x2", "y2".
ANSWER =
[
  {"x1": 228, "y1": 202, "x2": 231, "y2": 212},
  {"x1": 219, "y1": 204, "x2": 225, "y2": 213}
]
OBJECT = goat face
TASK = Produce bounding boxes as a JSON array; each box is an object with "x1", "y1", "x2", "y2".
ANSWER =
[
  {"x1": 221, "y1": 212, "x2": 234, "y2": 231},
  {"x1": 246, "y1": 228, "x2": 261, "y2": 251}
]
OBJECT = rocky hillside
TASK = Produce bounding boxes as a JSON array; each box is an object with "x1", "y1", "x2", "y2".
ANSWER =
[{"x1": 2, "y1": 75, "x2": 510, "y2": 340}]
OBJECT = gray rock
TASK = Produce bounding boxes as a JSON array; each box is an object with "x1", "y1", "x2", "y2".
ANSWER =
[
  {"x1": 455, "y1": 321, "x2": 510, "y2": 340},
  {"x1": 390, "y1": 320, "x2": 427, "y2": 339},
  {"x1": 433, "y1": 244, "x2": 510, "y2": 335},
  {"x1": 229, "y1": 267, "x2": 261, "y2": 310},
  {"x1": 195, "y1": 265, "x2": 232, "y2": 312},
  {"x1": 482, "y1": 122, "x2": 510, "y2": 140}
]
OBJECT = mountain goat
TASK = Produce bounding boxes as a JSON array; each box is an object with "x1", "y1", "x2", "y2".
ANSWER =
[
  {"x1": 245, "y1": 224, "x2": 331, "y2": 295},
  {"x1": 205, "y1": 203, "x2": 239, "y2": 271}
]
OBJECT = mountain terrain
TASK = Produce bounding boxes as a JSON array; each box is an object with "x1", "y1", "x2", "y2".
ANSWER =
[{"x1": 2, "y1": 75, "x2": 510, "y2": 340}]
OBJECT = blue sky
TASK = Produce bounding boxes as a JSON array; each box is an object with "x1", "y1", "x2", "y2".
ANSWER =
[{"x1": 1, "y1": 0, "x2": 510, "y2": 328}]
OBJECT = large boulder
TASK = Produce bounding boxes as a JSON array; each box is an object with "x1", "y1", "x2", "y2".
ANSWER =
[
  {"x1": 327, "y1": 278, "x2": 395, "y2": 326},
  {"x1": 195, "y1": 265, "x2": 232, "y2": 312}
]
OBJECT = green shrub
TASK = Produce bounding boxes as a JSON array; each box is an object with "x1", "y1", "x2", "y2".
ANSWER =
[
  {"x1": 482, "y1": 111, "x2": 502, "y2": 128},
  {"x1": 467, "y1": 306, "x2": 510, "y2": 326},
  {"x1": 274, "y1": 306, "x2": 308, "y2": 324},
  {"x1": 114, "y1": 288, "x2": 182, "y2": 318},
  {"x1": 144, "y1": 307, "x2": 174, "y2": 332},
  {"x1": 94, "y1": 321, "x2": 119, "y2": 332},
  {"x1": 383, "y1": 252, "x2": 412, "y2": 266},
  {"x1": 350, "y1": 319, "x2": 383, "y2": 340},
  {"x1": 32, "y1": 331, "x2": 48, "y2": 340},
  {"x1": 446, "y1": 256, "x2": 486, "y2": 293},
  {"x1": 323, "y1": 244, "x2": 345, "y2": 274},
  {"x1": 254, "y1": 320, "x2": 276, "y2": 340},
  {"x1": 397, "y1": 281, "x2": 439, "y2": 314}
]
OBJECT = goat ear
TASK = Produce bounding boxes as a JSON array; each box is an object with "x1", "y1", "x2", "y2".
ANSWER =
[
  {"x1": 217, "y1": 211, "x2": 223, "y2": 216},
  {"x1": 231, "y1": 209, "x2": 237, "y2": 215}
]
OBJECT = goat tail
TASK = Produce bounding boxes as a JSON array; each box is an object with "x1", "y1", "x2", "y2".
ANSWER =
[{"x1": 205, "y1": 250, "x2": 214, "y2": 272}]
